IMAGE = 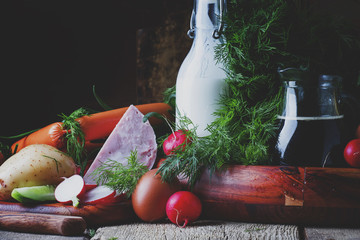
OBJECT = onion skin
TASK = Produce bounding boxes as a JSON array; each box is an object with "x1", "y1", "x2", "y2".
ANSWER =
[{"x1": 132, "y1": 169, "x2": 180, "y2": 222}]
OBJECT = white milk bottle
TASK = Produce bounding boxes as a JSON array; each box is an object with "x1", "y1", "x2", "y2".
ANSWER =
[{"x1": 176, "y1": 0, "x2": 227, "y2": 137}]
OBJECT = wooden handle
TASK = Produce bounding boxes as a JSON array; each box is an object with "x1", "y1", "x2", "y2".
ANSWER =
[{"x1": 0, "y1": 211, "x2": 87, "y2": 236}]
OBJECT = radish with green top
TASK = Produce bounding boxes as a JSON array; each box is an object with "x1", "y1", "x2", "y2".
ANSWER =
[{"x1": 163, "y1": 130, "x2": 191, "y2": 156}]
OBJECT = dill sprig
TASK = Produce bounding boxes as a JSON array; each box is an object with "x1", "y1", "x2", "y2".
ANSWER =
[
  {"x1": 215, "y1": 0, "x2": 360, "y2": 165},
  {"x1": 60, "y1": 108, "x2": 89, "y2": 175},
  {"x1": 91, "y1": 150, "x2": 148, "y2": 198},
  {"x1": 213, "y1": 0, "x2": 360, "y2": 166},
  {"x1": 157, "y1": 116, "x2": 202, "y2": 187}
]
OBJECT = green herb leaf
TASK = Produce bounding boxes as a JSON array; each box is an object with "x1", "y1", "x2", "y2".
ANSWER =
[
  {"x1": 0, "y1": 129, "x2": 39, "y2": 140},
  {"x1": 42, "y1": 155, "x2": 60, "y2": 174},
  {"x1": 59, "y1": 108, "x2": 89, "y2": 175},
  {"x1": 91, "y1": 150, "x2": 148, "y2": 198},
  {"x1": 92, "y1": 85, "x2": 114, "y2": 111},
  {"x1": 143, "y1": 112, "x2": 164, "y2": 123}
]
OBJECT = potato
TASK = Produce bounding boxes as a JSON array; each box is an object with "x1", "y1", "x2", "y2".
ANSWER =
[{"x1": 0, "y1": 144, "x2": 76, "y2": 200}]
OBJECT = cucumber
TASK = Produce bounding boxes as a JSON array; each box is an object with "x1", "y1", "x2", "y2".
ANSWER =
[{"x1": 11, "y1": 185, "x2": 56, "y2": 203}]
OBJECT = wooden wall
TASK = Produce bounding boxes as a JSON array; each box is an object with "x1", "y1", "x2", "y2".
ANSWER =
[{"x1": 136, "y1": 5, "x2": 192, "y2": 103}]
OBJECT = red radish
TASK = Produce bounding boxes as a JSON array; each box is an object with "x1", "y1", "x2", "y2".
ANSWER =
[
  {"x1": 55, "y1": 174, "x2": 86, "y2": 207},
  {"x1": 112, "y1": 190, "x2": 127, "y2": 202},
  {"x1": 344, "y1": 139, "x2": 360, "y2": 167},
  {"x1": 85, "y1": 184, "x2": 98, "y2": 191},
  {"x1": 163, "y1": 130, "x2": 191, "y2": 156},
  {"x1": 82, "y1": 185, "x2": 117, "y2": 205},
  {"x1": 166, "y1": 191, "x2": 202, "y2": 227}
]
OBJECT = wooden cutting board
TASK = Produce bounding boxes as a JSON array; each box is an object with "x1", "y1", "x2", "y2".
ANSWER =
[
  {"x1": 0, "y1": 199, "x2": 137, "y2": 227},
  {"x1": 0, "y1": 165, "x2": 359, "y2": 229}
]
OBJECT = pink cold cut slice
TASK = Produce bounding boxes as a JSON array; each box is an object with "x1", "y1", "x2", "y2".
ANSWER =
[{"x1": 83, "y1": 105, "x2": 157, "y2": 184}]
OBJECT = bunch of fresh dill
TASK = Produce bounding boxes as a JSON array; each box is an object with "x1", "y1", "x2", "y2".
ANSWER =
[
  {"x1": 159, "y1": 0, "x2": 360, "y2": 187},
  {"x1": 214, "y1": 0, "x2": 360, "y2": 164}
]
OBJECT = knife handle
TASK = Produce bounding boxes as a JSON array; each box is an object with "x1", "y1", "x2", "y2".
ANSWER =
[{"x1": 0, "y1": 211, "x2": 87, "y2": 236}]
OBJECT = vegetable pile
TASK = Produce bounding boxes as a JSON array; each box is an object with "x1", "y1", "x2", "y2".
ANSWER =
[
  {"x1": 0, "y1": 0, "x2": 359, "y2": 229},
  {"x1": 1, "y1": 103, "x2": 172, "y2": 175},
  {"x1": 0, "y1": 103, "x2": 203, "y2": 227}
]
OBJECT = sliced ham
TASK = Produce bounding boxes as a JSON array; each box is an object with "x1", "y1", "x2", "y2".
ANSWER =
[{"x1": 83, "y1": 105, "x2": 157, "y2": 184}]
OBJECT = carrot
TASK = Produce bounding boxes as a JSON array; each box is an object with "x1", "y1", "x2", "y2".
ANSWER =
[{"x1": 11, "y1": 103, "x2": 172, "y2": 153}]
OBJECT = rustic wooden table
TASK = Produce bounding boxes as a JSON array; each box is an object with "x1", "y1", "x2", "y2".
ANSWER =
[{"x1": 1, "y1": 221, "x2": 360, "y2": 240}]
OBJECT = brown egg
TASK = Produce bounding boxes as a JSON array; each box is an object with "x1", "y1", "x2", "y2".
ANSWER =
[{"x1": 132, "y1": 168, "x2": 180, "y2": 222}]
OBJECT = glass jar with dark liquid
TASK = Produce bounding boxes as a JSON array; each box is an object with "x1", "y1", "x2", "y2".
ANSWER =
[{"x1": 274, "y1": 68, "x2": 347, "y2": 167}]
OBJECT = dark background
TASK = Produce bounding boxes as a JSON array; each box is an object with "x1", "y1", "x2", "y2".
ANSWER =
[
  {"x1": 1, "y1": 0, "x2": 359, "y2": 139},
  {"x1": 0, "y1": 1, "x2": 192, "y2": 137}
]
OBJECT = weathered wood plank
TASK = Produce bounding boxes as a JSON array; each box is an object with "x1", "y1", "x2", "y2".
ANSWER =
[
  {"x1": 92, "y1": 221, "x2": 300, "y2": 240},
  {"x1": 0, "y1": 229, "x2": 87, "y2": 240},
  {"x1": 304, "y1": 227, "x2": 360, "y2": 240},
  {"x1": 303, "y1": 167, "x2": 360, "y2": 208}
]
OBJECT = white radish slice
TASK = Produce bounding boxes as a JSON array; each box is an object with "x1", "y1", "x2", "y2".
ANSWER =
[
  {"x1": 55, "y1": 174, "x2": 85, "y2": 207},
  {"x1": 82, "y1": 185, "x2": 116, "y2": 205}
]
